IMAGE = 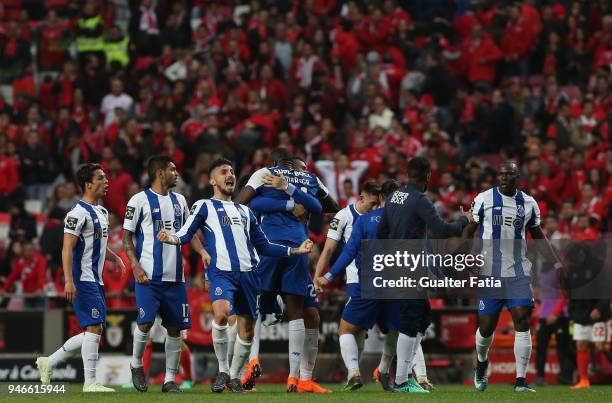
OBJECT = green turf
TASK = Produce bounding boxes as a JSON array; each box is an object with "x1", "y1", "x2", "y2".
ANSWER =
[{"x1": 4, "y1": 383, "x2": 612, "y2": 402}]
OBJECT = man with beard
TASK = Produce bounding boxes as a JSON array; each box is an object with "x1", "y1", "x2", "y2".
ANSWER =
[
  {"x1": 464, "y1": 160, "x2": 563, "y2": 393},
  {"x1": 157, "y1": 158, "x2": 313, "y2": 393},
  {"x1": 123, "y1": 156, "x2": 207, "y2": 393}
]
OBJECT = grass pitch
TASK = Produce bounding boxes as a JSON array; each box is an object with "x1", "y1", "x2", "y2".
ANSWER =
[{"x1": 4, "y1": 383, "x2": 612, "y2": 402}]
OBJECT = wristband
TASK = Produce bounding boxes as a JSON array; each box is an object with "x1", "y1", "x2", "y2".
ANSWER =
[
  {"x1": 323, "y1": 272, "x2": 333, "y2": 282},
  {"x1": 285, "y1": 183, "x2": 296, "y2": 196},
  {"x1": 553, "y1": 262, "x2": 563, "y2": 270}
]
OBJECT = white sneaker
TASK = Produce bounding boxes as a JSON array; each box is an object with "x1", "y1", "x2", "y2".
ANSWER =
[
  {"x1": 83, "y1": 383, "x2": 116, "y2": 392},
  {"x1": 36, "y1": 357, "x2": 52, "y2": 384}
]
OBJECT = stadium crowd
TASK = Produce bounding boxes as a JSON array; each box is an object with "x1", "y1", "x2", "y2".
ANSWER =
[{"x1": 0, "y1": 0, "x2": 611, "y2": 349}]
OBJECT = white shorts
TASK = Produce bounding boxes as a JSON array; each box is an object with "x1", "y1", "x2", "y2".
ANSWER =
[{"x1": 573, "y1": 322, "x2": 607, "y2": 342}]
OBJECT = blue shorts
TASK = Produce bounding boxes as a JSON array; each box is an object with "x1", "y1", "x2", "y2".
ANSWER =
[
  {"x1": 342, "y1": 296, "x2": 399, "y2": 332},
  {"x1": 74, "y1": 281, "x2": 106, "y2": 329},
  {"x1": 209, "y1": 268, "x2": 259, "y2": 320},
  {"x1": 135, "y1": 282, "x2": 191, "y2": 330},
  {"x1": 258, "y1": 242, "x2": 311, "y2": 298},
  {"x1": 478, "y1": 276, "x2": 535, "y2": 316}
]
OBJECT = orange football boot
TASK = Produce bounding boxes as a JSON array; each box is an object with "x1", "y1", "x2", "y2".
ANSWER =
[{"x1": 297, "y1": 379, "x2": 332, "y2": 393}]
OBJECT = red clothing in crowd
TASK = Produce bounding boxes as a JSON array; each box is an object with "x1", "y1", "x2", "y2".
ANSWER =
[
  {"x1": 251, "y1": 79, "x2": 289, "y2": 112},
  {"x1": 104, "y1": 169, "x2": 133, "y2": 218},
  {"x1": 500, "y1": 17, "x2": 533, "y2": 59},
  {"x1": 103, "y1": 250, "x2": 133, "y2": 308},
  {"x1": 460, "y1": 33, "x2": 502, "y2": 83},
  {"x1": 3, "y1": 252, "x2": 47, "y2": 294},
  {"x1": 39, "y1": 24, "x2": 67, "y2": 70},
  {"x1": 0, "y1": 155, "x2": 19, "y2": 196},
  {"x1": 180, "y1": 118, "x2": 207, "y2": 144}
]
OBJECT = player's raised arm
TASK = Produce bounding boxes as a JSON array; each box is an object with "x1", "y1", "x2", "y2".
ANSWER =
[{"x1": 416, "y1": 194, "x2": 468, "y2": 237}]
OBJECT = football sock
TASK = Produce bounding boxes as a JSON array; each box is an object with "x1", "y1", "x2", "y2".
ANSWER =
[
  {"x1": 131, "y1": 328, "x2": 149, "y2": 368},
  {"x1": 227, "y1": 321, "x2": 237, "y2": 365},
  {"x1": 413, "y1": 343, "x2": 427, "y2": 379},
  {"x1": 288, "y1": 319, "x2": 305, "y2": 379},
  {"x1": 82, "y1": 332, "x2": 100, "y2": 385},
  {"x1": 476, "y1": 328, "x2": 494, "y2": 363},
  {"x1": 577, "y1": 349, "x2": 589, "y2": 381},
  {"x1": 249, "y1": 314, "x2": 262, "y2": 361},
  {"x1": 230, "y1": 335, "x2": 252, "y2": 379},
  {"x1": 339, "y1": 334, "x2": 360, "y2": 379},
  {"x1": 49, "y1": 333, "x2": 84, "y2": 367},
  {"x1": 300, "y1": 328, "x2": 319, "y2": 380},
  {"x1": 164, "y1": 335, "x2": 182, "y2": 384},
  {"x1": 395, "y1": 333, "x2": 418, "y2": 385},
  {"x1": 378, "y1": 331, "x2": 397, "y2": 373},
  {"x1": 514, "y1": 330, "x2": 531, "y2": 379},
  {"x1": 212, "y1": 321, "x2": 230, "y2": 373}
]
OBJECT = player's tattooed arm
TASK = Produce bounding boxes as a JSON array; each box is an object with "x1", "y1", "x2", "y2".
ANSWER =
[{"x1": 122, "y1": 229, "x2": 150, "y2": 284}]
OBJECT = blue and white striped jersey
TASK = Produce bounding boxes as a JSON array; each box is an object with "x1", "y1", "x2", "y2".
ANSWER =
[
  {"x1": 327, "y1": 203, "x2": 362, "y2": 284},
  {"x1": 175, "y1": 198, "x2": 291, "y2": 271},
  {"x1": 123, "y1": 189, "x2": 190, "y2": 282},
  {"x1": 64, "y1": 200, "x2": 109, "y2": 284},
  {"x1": 472, "y1": 187, "x2": 541, "y2": 278}
]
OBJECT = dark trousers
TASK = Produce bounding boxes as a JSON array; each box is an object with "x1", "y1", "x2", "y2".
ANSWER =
[{"x1": 536, "y1": 317, "x2": 574, "y2": 382}]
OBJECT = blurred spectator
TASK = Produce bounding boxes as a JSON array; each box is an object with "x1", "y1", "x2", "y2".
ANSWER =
[
  {"x1": 75, "y1": 0, "x2": 105, "y2": 68},
  {"x1": 38, "y1": 207, "x2": 64, "y2": 270},
  {"x1": 103, "y1": 158, "x2": 133, "y2": 218},
  {"x1": 130, "y1": 0, "x2": 161, "y2": 57},
  {"x1": 19, "y1": 129, "x2": 53, "y2": 204},
  {"x1": 104, "y1": 25, "x2": 130, "y2": 72},
  {"x1": 0, "y1": 141, "x2": 20, "y2": 211},
  {"x1": 315, "y1": 155, "x2": 369, "y2": 200},
  {"x1": 0, "y1": 21, "x2": 30, "y2": 84},
  {"x1": 1, "y1": 240, "x2": 47, "y2": 308},
  {"x1": 39, "y1": 9, "x2": 70, "y2": 71},
  {"x1": 8, "y1": 200, "x2": 37, "y2": 241},
  {"x1": 100, "y1": 78, "x2": 134, "y2": 127},
  {"x1": 460, "y1": 23, "x2": 502, "y2": 90}
]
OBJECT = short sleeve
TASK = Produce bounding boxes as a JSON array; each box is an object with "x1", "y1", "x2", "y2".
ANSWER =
[
  {"x1": 327, "y1": 209, "x2": 348, "y2": 241},
  {"x1": 471, "y1": 193, "x2": 485, "y2": 224},
  {"x1": 180, "y1": 194, "x2": 190, "y2": 222},
  {"x1": 245, "y1": 167, "x2": 269, "y2": 191},
  {"x1": 64, "y1": 209, "x2": 86, "y2": 237},
  {"x1": 527, "y1": 197, "x2": 541, "y2": 228},
  {"x1": 123, "y1": 194, "x2": 143, "y2": 232},
  {"x1": 176, "y1": 199, "x2": 208, "y2": 243}
]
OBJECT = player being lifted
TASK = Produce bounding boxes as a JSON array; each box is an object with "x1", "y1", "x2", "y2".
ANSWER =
[
  {"x1": 464, "y1": 161, "x2": 563, "y2": 393},
  {"x1": 239, "y1": 152, "x2": 337, "y2": 393},
  {"x1": 157, "y1": 158, "x2": 313, "y2": 393},
  {"x1": 36, "y1": 164, "x2": 125, "y2": 392},
  {"x1": 236, "y1": 148, "x2": 335, "y2": 392},
  {"x1": 123, "y1": 156, "x2": 208, "y2": 393}
]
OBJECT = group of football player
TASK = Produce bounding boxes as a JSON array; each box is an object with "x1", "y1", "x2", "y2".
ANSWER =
[{"x1": 34, "y1": 151, "x2": 590, "y2": 394}]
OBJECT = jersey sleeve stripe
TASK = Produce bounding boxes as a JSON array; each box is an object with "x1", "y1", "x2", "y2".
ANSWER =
[
  {"x1": 78, "y1": 201, "x2": 102, "y2": 284},
  {"x1": 513, "y1": 191, "x2": 526, "y2": 277},
  {"x1": 236, "y1": 203, "x2": 259, "y2": 269},
  {"x1": 491, "y1": 188, "x2": 503, "y2": 278},
  {"x1": 169, "y1": 192, "x2": 184, "y2": 282}
]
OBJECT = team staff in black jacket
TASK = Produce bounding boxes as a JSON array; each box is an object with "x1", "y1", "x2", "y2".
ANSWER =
[{"x1": 377, "y1": 157, "x2": 470, "y2": 392}]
